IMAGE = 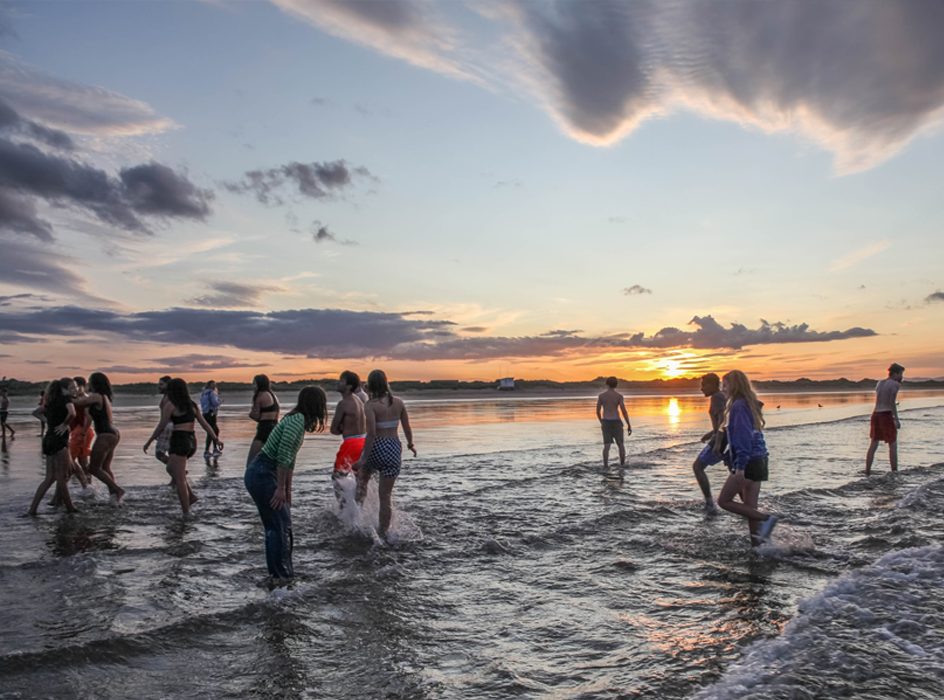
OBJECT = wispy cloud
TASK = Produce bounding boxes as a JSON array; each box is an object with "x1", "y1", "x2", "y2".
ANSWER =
[
  {"x1": 623, "y1": 285, "x2": 652, "y2": 295},
  {"x1": 829, "y1": 239, "x2": 890, "y2": 272},
  {"x1": 224, "y1": 159, "x2": 376, "y2": 206}
]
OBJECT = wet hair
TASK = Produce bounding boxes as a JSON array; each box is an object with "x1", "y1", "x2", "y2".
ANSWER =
[
  {"x1": 722, "y1": 370, "x2": 765, "y2": 431},
  {"x1": 367, "y1": 369, "x2": 393, "y2": 406},
  {"x1": 605, "y1": 376, "x2": 618, "y2": 388},
  {"x1": 701, "y1": 373, "x2": 720, "y2": 390},
  {"x1": 253, "y1": 374, "x2": 279, "y2": 412},
  {"x1": 286, "y1": 386, "x2": 327, "y2": 433},
  {"x1": 165, "y1": 378, "x2": 195, "y2": 414},
  {"x1": 45, "y1": 377, "x2": 75, "y2": 411},
  {"x1": 73, "y1": 376, "x2": 87, "y2": 388},
  {"x1": 88, "y1": 372, "x2": 113, "y2": 402},
  {"x1": 339, "y1": 370, "x2": 361, "y2": 392},
  {"x1": 888, "y1": 363, "x2": 905, "y2": 376}
]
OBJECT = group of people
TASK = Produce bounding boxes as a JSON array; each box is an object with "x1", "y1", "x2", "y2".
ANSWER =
[{"x1": 597, "y1": 363, "x2": 906, "y2": 548}]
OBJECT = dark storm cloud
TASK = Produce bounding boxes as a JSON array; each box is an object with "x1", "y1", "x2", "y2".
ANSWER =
[
  {"x1": 0, "y1": 138, "x2": 213, "y2": 238},
  {"x1": 925, "y1": 292, "x2": 944, "y2": 304},
  {"x1": 0, "y1": 306, "x2": 458, "y2": 360},
  {"x1": 514, "y1": 1, "x2": 944, "y2": 172},
  {"x1": 0, "y1": 308, "x2": 875, "y2": 361},
  {"x1": 0, "y1": 237, "x2": 96, "y2": 297},
  {"x1": 224, "y1": 159, "x2": 376, "y2": 205},
  {"x1": 0, "y1": 98, "x2": 74, "y2": 150},
  {"x1": 100, "y1": 354, "x2": 265, "y2": 375},
  {"x1": 187, "y1": 281, "x2": 283, "y2": 309},
  {"x1": 623, "y1": 285, "x2": 652, "y2": 296}
]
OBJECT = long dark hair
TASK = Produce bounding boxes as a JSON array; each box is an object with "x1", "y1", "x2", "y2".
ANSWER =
[
  {"x1": 286, "y1": 386, "x2": 326, "y2": 433},
  {"x1": 88, "y1": 372, "x2": 113, "y2": 402},
  {"x1": 44, "y1": 377, "x2": 74, "y2": 411},
  {"x1": 165, "y1": 378, "x2": 195, "y2": 414},
  {"x1": 253, "y1": 374, "x2": 279, "y2": 412},
  {"x1": 367, "y1": 369, "x2": 393, "y2": 406}
]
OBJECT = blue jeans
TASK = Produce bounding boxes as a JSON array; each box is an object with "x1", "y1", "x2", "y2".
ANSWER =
[{"x1": 244, "y1": 453, "x2": 293, "y2": 579}]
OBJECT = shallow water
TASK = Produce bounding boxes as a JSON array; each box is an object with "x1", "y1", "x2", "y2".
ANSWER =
[{"x1": 1, "y1": 389, "x2": 943, "y2": 699}]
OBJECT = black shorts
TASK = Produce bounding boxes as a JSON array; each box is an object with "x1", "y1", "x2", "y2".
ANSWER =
[
  {"x1": 601, "y1": 419, "x2": 623, "y2": 445},
  {"x1": 169, "y1": 431, "x2": 197, "y2": 458},
  {"x1": 0, "y1": 410, "x2": 7, "y2": 424},
  {"x1": 743, "y1": 456, "x2": 769, "y2": 482},
  {"x1": 42, "y1": 430, "x2": 69, "y2": 456},
  {"x1": 254, "y1": 419, "x2": 277, "y2": 444}
]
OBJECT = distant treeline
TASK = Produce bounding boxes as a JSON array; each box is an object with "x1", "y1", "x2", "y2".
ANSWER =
[{"x1": 2, "y1": 375, "x2": 943, "y2": 397}]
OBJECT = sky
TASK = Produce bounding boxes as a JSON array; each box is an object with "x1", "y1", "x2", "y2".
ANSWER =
[{"x1": 0, "y1": 0, "x2": 943, "y2": 384}]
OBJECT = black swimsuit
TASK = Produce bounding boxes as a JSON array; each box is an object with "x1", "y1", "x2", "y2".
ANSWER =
[
  {"x1": 88, "y1": 399, "x2": 118, "y2": 436},
  {"x1": 254, "y1": 392, "x2": 279, "y2": 443},
  {"x1": 41, "y1": 399, "x2": 71, "y2": 456},
  {"x1": 169, "y1": 402, "x2": 198, "y2": 458}
]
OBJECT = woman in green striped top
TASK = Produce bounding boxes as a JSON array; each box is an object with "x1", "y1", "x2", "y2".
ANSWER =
[{"x1": 244, "y1": 386, "x2": 326, "y2": 582}]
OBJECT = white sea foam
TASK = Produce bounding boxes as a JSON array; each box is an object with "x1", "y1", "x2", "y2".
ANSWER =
[{"x1": 694, "y1": 545, "x2": 944, "y2": 699}]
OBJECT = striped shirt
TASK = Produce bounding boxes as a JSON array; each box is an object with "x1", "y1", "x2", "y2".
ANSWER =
[{"x1": 261, "y1": 413, "x2": 307, "y2": 470}]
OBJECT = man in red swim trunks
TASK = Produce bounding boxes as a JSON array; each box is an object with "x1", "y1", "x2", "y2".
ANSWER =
[
  {"x1": 330, "y1": 371, "x2": 366, "y2": 499},
  {"x1": 865, "y1": 363, "x2": 904, "y2": 476}
]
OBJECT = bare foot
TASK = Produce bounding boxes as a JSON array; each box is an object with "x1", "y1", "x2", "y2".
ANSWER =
[
  {"x1": 114, "y1": 488, "x2": 126, "y2": 505},
  {"x1": 189, "y1": 492, "x2": 199, "y2": 506}
]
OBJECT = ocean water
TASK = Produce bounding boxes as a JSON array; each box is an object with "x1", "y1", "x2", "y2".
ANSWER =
[{"x1": 1, "y1": 389, "x2": 943, "y2": 699}]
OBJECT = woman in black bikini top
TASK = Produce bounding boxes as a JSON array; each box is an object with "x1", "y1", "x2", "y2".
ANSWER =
[
  {"x1": 247, "y1": 374, "x2": 280, "y2": 464},
  {"x1": 72, "y1": 372, "x2": 124, "y2": 502}
]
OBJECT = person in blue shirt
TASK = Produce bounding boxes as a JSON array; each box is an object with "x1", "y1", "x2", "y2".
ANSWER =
[{"x1": 716, "y1": 370, "x2": 778, "y2": 546}]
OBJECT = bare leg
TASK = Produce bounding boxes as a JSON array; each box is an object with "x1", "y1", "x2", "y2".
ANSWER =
[
  {"x1": 88, "y1": 434, "x2": 124, "y2": 500},
  {"x1": 693, "y1": 459, "x2": 713, "y2": 502},
  {"x1": 865, "y1": 439, "x2": 880, "y2": 476},
  {"x1": 889, "y1": 441, "x2": 898, "y2": 472},
  {"x1": 52, "y1": 451, "x2": 76, "y2": 512},
  {"x1": 247, "y1": 439, "x2": 263, "y2": 467},
  {"x1": 602, "y1": 443, "x2": 610, "y2": 468},
  {"x1": 355, "y1": 468, "x2": 371, "y2": 504},
  {"x1": 718, "y1": 472, "x2": 770, "y2": 544},
  {"x1": 615, "y1": 435, "x2": 626, "y2": 466},
  {"x1": 378, "y1": 475, "x2": 396, "y2": 539},
  {"x1": 29, "y1": 466, "x2": 57, "y2": 515},
  {"x1": 168, "y1": 455, "x2": 195, "y2": 514}
]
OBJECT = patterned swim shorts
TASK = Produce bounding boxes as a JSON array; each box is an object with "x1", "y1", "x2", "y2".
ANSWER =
[{"x1": 364, "y1": 437, "x2": 402, "y2": 479}]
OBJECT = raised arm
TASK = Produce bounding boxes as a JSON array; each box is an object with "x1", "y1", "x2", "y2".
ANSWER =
[{"x1": 55, "y1": 403, "x2": 76, "y2": 435}]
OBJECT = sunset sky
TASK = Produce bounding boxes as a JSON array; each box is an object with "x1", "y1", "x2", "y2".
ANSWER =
[{"x1": 1, "y1": 1, "x2": 943, "y2": 384}]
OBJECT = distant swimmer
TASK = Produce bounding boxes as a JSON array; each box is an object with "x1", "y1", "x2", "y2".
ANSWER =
[
  {"x1": 144, "y1": 378, "x2": 221, "y2": 515},
  {"x1": 1, "y1": 387, "x2": 14, "y2": 439},
  {"x1": 596, "y1": 376, "x2": 632, "y2": 468},
  {"x1": 244, "y1": 386, "x2": 327, "y2": 583},
  {"x1": 28, "y1": 378, "x2": 78, "y2": 515},
  {"x1": 352, "y1": 370, "x2": 416, "y2": 541},
  {"x1": 247, "y1": 374, "x2": 280, "y2": 465},
  {"x1": 691, "y1": 373, "x2": 726, "y2": 514},
  {"x1": 715, "y1": 370, "x2": 778, "y2": 547},
  {"x1": 865, "y1": 363, "x2": 904, "y2": 476},
  {"x1": 330, "y1": 371, "x2": 366, "y2": 501}
]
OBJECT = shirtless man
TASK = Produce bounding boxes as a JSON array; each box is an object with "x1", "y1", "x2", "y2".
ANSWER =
[
  {"x1": 596, "y1": 376, "x2": 632, "y2": 467},
  {"x1": 866, "y1": 363, "x2": 904, "y2": 476},
  {"x1": 1, "y1": 387, "x2": 14, "y2": 439},
  {"x1": 691, "y1": 373, "x2": 726, "y2": 513},
  {"x1": 330, "y1": 371, "x2": 367, "y2": 499}
]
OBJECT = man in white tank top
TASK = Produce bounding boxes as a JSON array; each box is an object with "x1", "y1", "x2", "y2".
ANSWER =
[{"x1": 865, "y1": 363, "x2": 904, "y2": 476}]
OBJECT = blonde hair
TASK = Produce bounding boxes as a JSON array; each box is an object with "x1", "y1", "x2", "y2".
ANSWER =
[{"x1": 722, "y1": 370, "x2": 765, "y2": 431}]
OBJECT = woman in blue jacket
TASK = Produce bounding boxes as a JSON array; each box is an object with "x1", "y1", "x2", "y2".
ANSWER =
[{"x1": 716, "y1": 370, "x2": 778, "y2": 546}]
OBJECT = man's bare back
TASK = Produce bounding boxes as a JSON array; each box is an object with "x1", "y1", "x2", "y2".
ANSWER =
[
  {"x1": 331, "y1": 394, "x2": 366, "y2": 438},
  {"x1": 597, "y1": 388, "x2": 628, "y2": 422}
]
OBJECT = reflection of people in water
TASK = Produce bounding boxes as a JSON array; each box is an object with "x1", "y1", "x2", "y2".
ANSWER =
[
  {"x1": 716, "y1": 371, "x2": 778, "y2": 547},
  {"x1": 29, "y1": 378, "x2": 78, "y2": 515},
  {"x1": 73, "y1": 373, "x2": 125, "y2": 503},
  {"x1": 352, "y1": 370, "x2": 416, "y2": 540},
  {"x1": 144, "y1": 378, "x2": 221, "y2": 515},
  {"x1": 865, "y1": 363, "x2": 904, "y2": 476},
  {"x1": 244, "y1": 386, "x2": 326, "y2": 582},
  {"x1": 692, "y1": 373, "x2": 726, "y2": 514},
  {"x1": 247, "y1": 374, "x2": 279, "y2": 465}
]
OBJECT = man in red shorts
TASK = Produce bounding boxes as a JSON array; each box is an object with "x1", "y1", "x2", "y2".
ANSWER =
[
  {"x1": 330, "y1": 371, "x2": 366, "y2": 501},
  {"x1": 865, "y1": 363, "x2": 904, "y2": 476}
]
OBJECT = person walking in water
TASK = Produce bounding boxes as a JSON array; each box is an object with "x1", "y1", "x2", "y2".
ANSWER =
[
  {"x1": 691, "y1": 373, "x2": 726, "y2": 513},
  {"x1": 153, "y1": 376, "x2": 173, "y2": 474},
  {"x1": 28, "y1": 378, "x2": 78, "y2": 515},
  {"x1": 1, "y1": 387, "x2": 14, "y2": 439},
  {"x1": 716, "y1": 370, "x2": 778, "y2": 547},
  {"x1": 596, "y1": 376, "x2": 631, "y2": 467},
  {"x1": 247, "y1": 374, "x2": 280, "y2": 465},
  {"x1": 68, "y1": 376, "x2": 93, "y2": 487},
  {"x1": 72, "y1": 372, "x2": 125, "y2": 503},
  {"x1": 866, "y1": 363, "x2": 904, "y2": 476},
  {"x1": 352, "y1": 370, "x2": 416, "y2": 541},
  {"x1": 330, "y1": 371, "x2": 366, "y2": 503},
  {"x1": 200, "y1": 380, "x2": 222, "y2": 459},
  {"x1": 244, "y1": 386, "x2": 326, "y2": 583},
  {"x1": 144, "y1": 378, "x2": 222, "y2": 515}
]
